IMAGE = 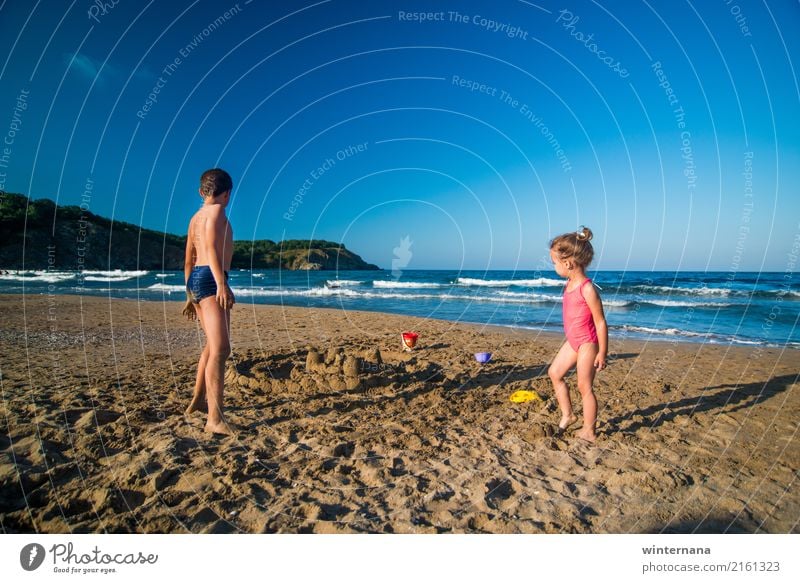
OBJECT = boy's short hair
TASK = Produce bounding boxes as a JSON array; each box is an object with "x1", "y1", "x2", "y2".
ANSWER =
[{"x1": 200, "y1": 168, "x2": 233, "y2": 198}]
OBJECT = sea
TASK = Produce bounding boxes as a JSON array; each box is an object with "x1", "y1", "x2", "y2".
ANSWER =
[{"x1": 1, "y1": 269, "x2": 798, "y2": 348}]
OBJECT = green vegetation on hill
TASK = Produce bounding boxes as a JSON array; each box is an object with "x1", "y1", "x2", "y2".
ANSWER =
[
  {"x1": 232, "y1": 239, "x2": 378, "y2": 271},
  {"x1": 0, "y1": 193, "x2": 380, "y2": 271}
]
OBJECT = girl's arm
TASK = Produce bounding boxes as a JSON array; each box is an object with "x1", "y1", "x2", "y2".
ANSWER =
[
  {"x1": 583, "y1": 283, "x2": 608, "y2": 370},
  {"x1": 204, "y1": 206, "x2": 235, "y2": 310}
]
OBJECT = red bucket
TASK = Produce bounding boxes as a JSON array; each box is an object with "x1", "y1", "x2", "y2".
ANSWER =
[{"x1": 401, "y1": 332, "x2": 419, "y2": 350}]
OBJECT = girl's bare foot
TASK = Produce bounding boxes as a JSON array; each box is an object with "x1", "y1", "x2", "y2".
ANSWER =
[
  {"x1": 576, "y1": 428, "x2": 596, "y2": 443},
  {"x1": 558, "y1": 414, "x2": 579, "y2": 431},
  {"x1": 184, "y1": 398, "x2": 208, "y2": 415},
  {"x1": 205, "y1": 419, "x2": 234, "y2": 436}
]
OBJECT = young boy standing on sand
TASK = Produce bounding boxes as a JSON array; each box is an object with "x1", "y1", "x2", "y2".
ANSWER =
[
  {"x1": 547, "y1": 227, "x2": 607, "y2": 442},
  {"x1": 182, "y1": 168, "x2": 236, "y2": 435}
]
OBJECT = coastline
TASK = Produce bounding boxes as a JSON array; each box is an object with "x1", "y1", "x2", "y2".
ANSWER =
[{"x1": 1, "y1": 294, "x2": 798, "y2": 533}]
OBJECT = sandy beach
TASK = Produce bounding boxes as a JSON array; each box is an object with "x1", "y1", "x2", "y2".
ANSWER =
[{"x1": 0, "y1": 293, "x2": 798, "y2": 533}]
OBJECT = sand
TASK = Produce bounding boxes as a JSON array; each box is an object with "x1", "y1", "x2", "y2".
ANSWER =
[{"x1": 0, "y1": 294, "x2": 798, "y2": 533}]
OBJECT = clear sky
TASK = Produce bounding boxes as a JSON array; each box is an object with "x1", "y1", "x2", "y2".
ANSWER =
[{"x1": 1, "y1": 0, "x2": 798, "y2": 271}]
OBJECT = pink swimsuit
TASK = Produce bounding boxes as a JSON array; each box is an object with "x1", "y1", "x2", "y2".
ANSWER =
[{"x1": 563, "y1": 278, "x2": 599, "y2": 351}]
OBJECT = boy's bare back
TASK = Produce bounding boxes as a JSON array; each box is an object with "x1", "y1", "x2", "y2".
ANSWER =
[{"x1": 188, "y1": 205, "x2": 234, "y2": 270}]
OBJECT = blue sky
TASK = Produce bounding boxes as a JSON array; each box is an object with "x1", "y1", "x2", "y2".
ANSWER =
[{"x1": 1, "y1": 0, "x2": 798, "y2": 270}]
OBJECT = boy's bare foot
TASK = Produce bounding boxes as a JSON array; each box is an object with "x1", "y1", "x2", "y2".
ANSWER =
[
  {"x1": 184, "y1": 398, "x2": 208, "y2": 415},
  {"x1": 205, "y1": 419, "x2": 235, "y2": 436},
  {"x1": 576, "y1": 429, "x2": 596, "y2": 443},
  {"x1": 558, "y1": 414, "x2": 579, "y2": 431}
]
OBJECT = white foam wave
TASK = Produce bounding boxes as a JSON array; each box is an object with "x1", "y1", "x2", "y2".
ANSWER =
[
  {"x1": 619, "y1": 325, "x2": 708, "y2": 337},
  {"x1": 147, "y1": 283, "x2": 185, "y2": 292},
  {"x1": 604, "y1": 299, "x2": 634, "y2": 308},
  {"x1": 236, "y1": 287, "x2": 351, "y2": 298},
  {"x1": 441, "y1": 293, "x2": 527, "y2": 304},
  {"x1": 82, "y1": 270, "x2": 149, "y2": 278},
  {"x1": 235, "y1": 287, "x2": 433, "y2": 300},
  {"x1": 84, "y1": 275, "x2": 138, "y2": 282},
  {"x1": 634, "y1": 285, "x2": 800, "y2": 300},
  {"x1": 644, "y1": 299, "x2": 733, "y2": 308},
  {"x1": 372, "y1": 280, "x2": 444, "y2": 289},
  {"x1": 0, "y1": 271, "x2": 76, "y2": 283},
  {"x1": 497, "y1": 290, "x2": 563, "y2": 302},
  {"x1": 233, "y1": 287, "x2": 561, "y2": 305},
  {"x1": 617, "y1": 325, "x2": 767, "y2": 346},
  {"x1": 633, "y1": 284, "x2": 731, "y2": 296},
  {"x1": 155, "y1": 273, "x2": 172, "y2": 278},
  {"x1": 326, "y1": 280, "x2": 363, "y2": 287},
  {"x1": 496, "y1": 290, "x2": 636, "y2": 307},
  {"x1": 456, "y1": 277, "x2": 563, "y2": 287}
]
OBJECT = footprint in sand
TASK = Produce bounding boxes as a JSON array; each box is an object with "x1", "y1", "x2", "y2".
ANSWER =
[{"x1": 484, "y1": 477, "x2": 514, "y2": 510}]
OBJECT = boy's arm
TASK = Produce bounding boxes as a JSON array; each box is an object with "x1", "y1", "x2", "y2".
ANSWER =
[
  {"x1": 182, "y1": 221, "x2": 197, "y2": 319},
  {"x1": 184, "y1": 222, "x2": 195, "y2": 284},
  {"x1": 584, "y1": 284, "x2": 608, "y2": 369}
]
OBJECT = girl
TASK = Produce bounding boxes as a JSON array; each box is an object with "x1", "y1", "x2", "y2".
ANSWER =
[{"x1": 547, "y1": 227, "x2": 607, "y2": 442}]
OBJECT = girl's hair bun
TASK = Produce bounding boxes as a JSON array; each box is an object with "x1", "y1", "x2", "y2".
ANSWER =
[{"x1": 549, "y1": 226, "x2": 595, "y2": 267}]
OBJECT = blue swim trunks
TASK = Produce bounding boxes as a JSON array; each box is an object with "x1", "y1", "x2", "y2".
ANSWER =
[{"x1": 186, "y1": 266, "x2": 229, "y2": 303}]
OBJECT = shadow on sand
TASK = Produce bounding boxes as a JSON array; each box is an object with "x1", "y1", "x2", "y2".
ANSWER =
[{"x1": 606, "y1": 373, "x2": 798, "y2": 434}]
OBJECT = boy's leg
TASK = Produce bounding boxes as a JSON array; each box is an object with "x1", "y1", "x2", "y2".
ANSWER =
[
  {"x1": 548, "y1": 341, "x2": 579, "y2": 428},
  {"x1": 185, "y1": 307, "x2": 209, "y2": 415},
  {"x1": 198, "y1": 296, "x2": 232, "y2": 434},
  {"x1": 575, "y1": 343, "x2": 599, "y2": 442}
]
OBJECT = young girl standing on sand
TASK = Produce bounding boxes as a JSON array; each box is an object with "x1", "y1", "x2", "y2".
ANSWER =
[
  {"x1": 547, "y1": 227, "x2": 607, "y2": 442},
  {"x1": 182, "y1": 168, "x2": 236, "y2": 435}
]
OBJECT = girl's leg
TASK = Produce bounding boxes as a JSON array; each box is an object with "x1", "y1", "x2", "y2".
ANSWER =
[
  {"x1": 197, "y1": 296, "x2": 232, "y2": 435},
  {"x1": 185, "y1": 305, "x2": 209, "y2": 415},
  {"x1": 575, "y1": 343, "x2": 599, "y2": 442},
  {"x1": 548, "y1": 341, "x2": 579, "y2": 429}
]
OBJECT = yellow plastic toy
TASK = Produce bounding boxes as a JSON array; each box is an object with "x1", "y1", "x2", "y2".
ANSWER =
[{"x1": 509, "y1": 390, "x2": 542, "y2": 403}]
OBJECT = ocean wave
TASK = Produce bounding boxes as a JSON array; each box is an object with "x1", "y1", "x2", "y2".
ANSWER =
[
  {"x1": 236, "y1": 287, "x2": 358, "y2": 298},
  {"x1": 155, "y1": 273, "x2": 172, "y2": 278},
  {"x1": 83, "y1": 276, "x2": 140, "y2": 282},
  {"x1": 604, "y1": 299, "x2": 635, "y2": 308},
  {"x1": 617, "y1": 325, "x2": 708, "y2": 338},
  {"x1": 0, "y1": 271, "x2": 76, "y2": 283},
  {"x1": 630, "y1": 284, "x2": 800, "y2": 300},
  {"x1": 496, "y1": 290, "x2": 638, "y2": 308},
  {"x1": 82, "y1": 269, "x2": 149, "y2": 278},
  {"x1": 234, "y1": 286, "x2": 564, "y2": 305},
  {"x1": 643, "y1": 299, "x2": 734, "y2": 308},
  {"x1": 488, "y1": 292, "x2": 731, "y2": 309},
  {"x1": 147, "y1": 283, "x2": 186, "y2": 292},
  {"x1": 372, "y1": 280, "x2": 445, "y2": 289},
  {"x1": 154, "y1": 284, "x2": 636, "y2": 307},
  {"x1": 456, "y1": 277, "x2": 563, "y2": 287},
  {"x1": 497, "y1": 290, "x2": 563, "y2": 302},
  {"x1": 615, "y1": 325, "x2": 769, "y2": 346},
  {"x1": 235, "y1": 287, "x2": 438, "y2": 300},
  {"x1": 133, "y1": 281, "x2": 779, "y2": 313},
  {"x1": 632, "y1": 284, "x2": 732, "y2": 296},
  {"x1": 326, "y1": 279, "x2": 363, "y2": 287},
  {"x1": 440, "y1": 293, "x2": 547, "y2": 305},
  {"x1": 506, "y1": 324, "x2": 560, "y2": 333}
]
